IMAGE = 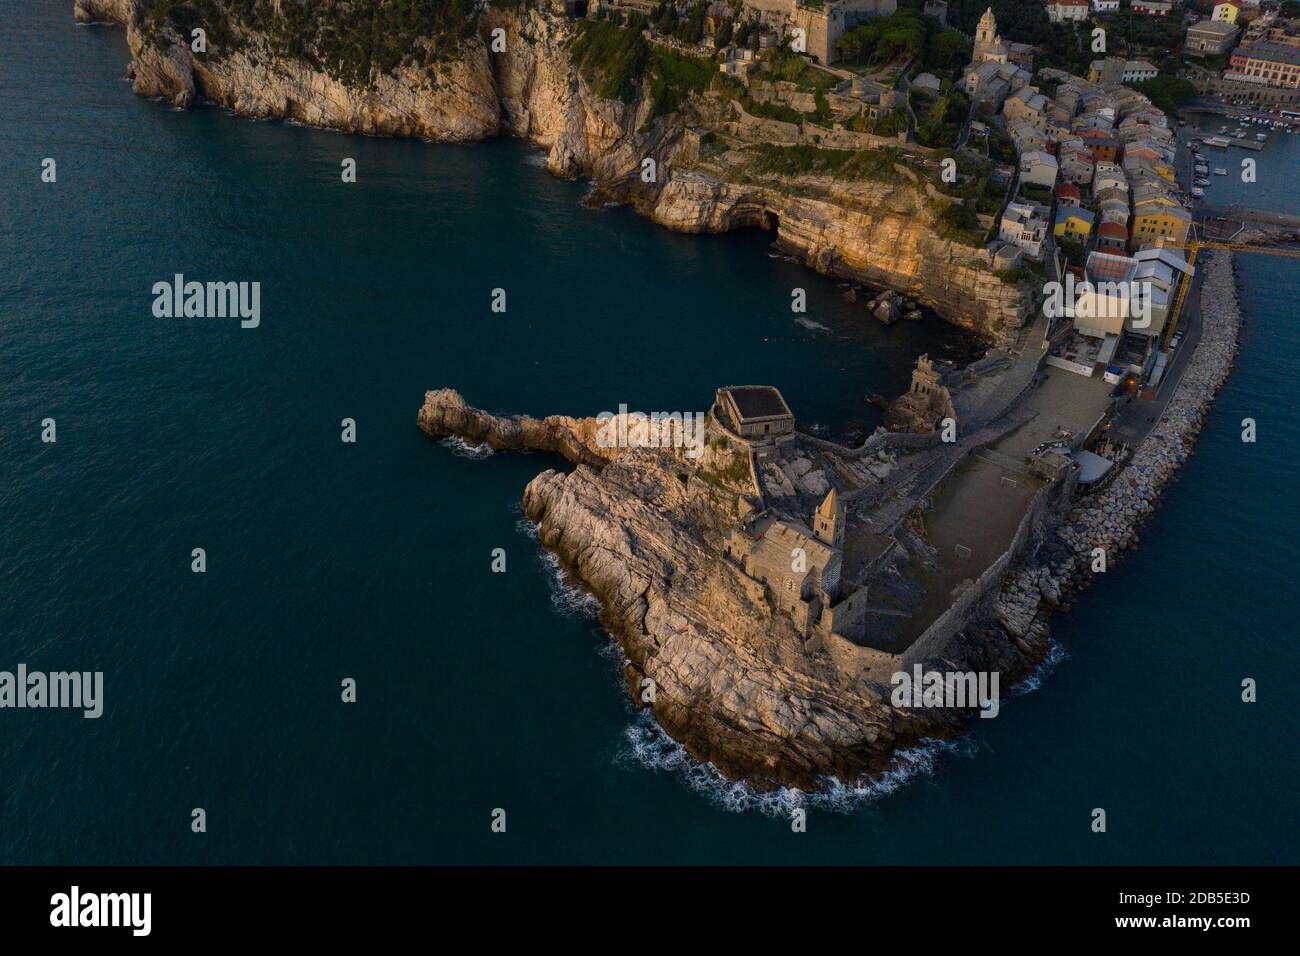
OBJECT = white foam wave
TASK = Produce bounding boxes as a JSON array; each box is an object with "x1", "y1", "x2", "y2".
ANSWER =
[
  {"x1": 795, "y1": 317, "x2": 830, "y2": 332},
  {"x1": 617, "y1": 712, "x2": 980, "y2": 816},
  {"x1": 580, "y1": 183, "x2": 623, "y2": 210},
  {"x1": 538, "y1": 549, "x2": 602, "y2": 620},
  {"x1": 1010, "y1": 639, "x2": 1069, "y2": 697},
  {"x1": 594, "y1": 637, "x2": 628, "y2": 666},
  {"x1": 439, "y1": 436, "x2": 494, "y2": 459}
]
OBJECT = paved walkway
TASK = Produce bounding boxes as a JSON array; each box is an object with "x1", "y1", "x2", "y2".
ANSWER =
[
  {"x1": 895, "y1": 57, "x2": 918, "y2": 144},
  {"x1": 850, "y1": 304, "x2": 1047, "y2": 524},
  {"x1": 1201, "y1": 203, "x2": 1300, "y2": 231}
]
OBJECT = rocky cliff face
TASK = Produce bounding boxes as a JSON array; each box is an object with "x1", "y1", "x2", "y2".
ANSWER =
[
  {"x1": 81, "y1": 1, "x2": 1025, "y2": 339},
  {"x1": 419, "y1": 389, "x2": 977, "y2": 789},
  {"x1": 119, "y1": 3, "x2": 501, "y2": 139},
  {"x1": 649, "y1": 175, "x2": 1025, "y2": 340}
]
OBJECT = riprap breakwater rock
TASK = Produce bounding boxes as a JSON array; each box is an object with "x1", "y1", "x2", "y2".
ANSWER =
[{"x1": 993, "y1": 251, "x2": 1244, "y2": 638}]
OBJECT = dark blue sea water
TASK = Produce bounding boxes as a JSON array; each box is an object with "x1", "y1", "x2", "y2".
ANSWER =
[
  {"x1": 2, "y1": 2, "x2": 1296, "y2": 865},
  {"x1": 1189, "y1": 110, "x2": 1300, "y2": 210}
]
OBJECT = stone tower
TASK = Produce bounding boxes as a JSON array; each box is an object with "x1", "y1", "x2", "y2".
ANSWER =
[
  {"x1": 977, "y1": 7, "x2": 993, "y2": 50},
  {"x1": 973, "y1": 7, "x2": 999, "y2": 60},
  {"x1": 814, "y1": 488, "x2": 845, "y2": 550},
  {"x1": 911, "y1": 354, "x2": 943, "y2": 397}
]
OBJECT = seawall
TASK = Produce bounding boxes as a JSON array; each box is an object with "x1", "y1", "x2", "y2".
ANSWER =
[{"x1": 992, "y1": 251, "x2": 1243, "y2": 639}]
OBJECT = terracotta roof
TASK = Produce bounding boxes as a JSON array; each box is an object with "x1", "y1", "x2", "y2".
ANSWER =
[{"x1": 1098, "y1": 221, "x2": 1129, "y2": 240}]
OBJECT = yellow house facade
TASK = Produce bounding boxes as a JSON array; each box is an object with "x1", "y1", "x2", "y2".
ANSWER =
[
  {"x1": 1054, "y1": 208, "x2": 1095, "y2": 242},
  {"x1": 1131, "y1": 203, "x2": 1192, "y2": 249}
]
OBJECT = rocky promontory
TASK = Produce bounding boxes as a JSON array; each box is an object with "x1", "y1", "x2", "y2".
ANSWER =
[
  {"x1": 418, "y1": 389, "x2": 984, "y2": 789},
  {"x1": 417, "y1": 388, "x2": 614, "y2": 469}
]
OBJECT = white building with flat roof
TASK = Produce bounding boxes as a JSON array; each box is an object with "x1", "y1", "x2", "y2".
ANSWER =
[
  {"x1": 999, "y1": 201, "x2": 1049, "y2": 259},
  {"x1": 1046, "y1": 0, "x2": 1090, "y2": 22}
]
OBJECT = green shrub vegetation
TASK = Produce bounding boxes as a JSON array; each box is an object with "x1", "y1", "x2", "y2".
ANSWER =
[
  {"x1": 1132, "y1": 75, "x2": 1198, "y2": 117},
  {"x1": 934, "y1": 158, "x2": 1007, "y2": 214},
  {"x1": 751, "y1": 144, "x2": 902, "y2": 182},
  {"x1": 137, "y1": 0, "x2": 243, "y2": 54},
  {"x1": 934, "y1": 198, "x2": 983, "y2": 246},
  {"x1": 873, "y1": 108, "x2": 907, "y2": 137},
  {"x1": 914, "y1": 88, "x2": 969, "y2": 149},
  {"x1": 1019, "y1": 183, "x2": 1053, "y2": 205},
  {"x1": 1056, "y1": 236, "x2": 1086, "y2": 266},
  {"x1": 834, "y1": 9, "x2": 969, "y2": 74},
  {"x1": 567, "y1": 17, "x2": 652, "y2": 101},
  {"x1": 647, "y1": 49, "x2": 714, "y2": 119},
  {"x1": 567, "y1": 19, "x2": 711, "y2": 120},
  {"x1": 763, "y1": 47, "x2": 840, "y2": 91},
  {"x1": 988, "y1": 128, "x2": 1016, "y2": 164},
  {"x1": 139, "y1": 0, "x2": 484, "y2": 87},
  {"x1": 745, "y1": 98, "x2": 804, "y2": 124},
  {"x1": 769, "y1": 48, "x2": 808, "y2": 83}
]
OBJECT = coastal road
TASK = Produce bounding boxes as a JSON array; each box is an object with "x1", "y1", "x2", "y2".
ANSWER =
[{"x1": 1108, "y1": 254, "x2": 1209, "y2": 448}]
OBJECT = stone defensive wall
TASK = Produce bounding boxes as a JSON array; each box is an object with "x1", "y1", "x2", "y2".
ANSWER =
[
  {"x1": 796, "y1": 427, "x2": 941, "y2": 461},
  {"x1": 728, "y1": 101, "x2": 923, "y2": 153},
  {"x1": 746, "y1": 446, "x2": 767, "y2": 507},
  {"x1": 820, "y1": 630, "x2": 903, "y2": 678}
]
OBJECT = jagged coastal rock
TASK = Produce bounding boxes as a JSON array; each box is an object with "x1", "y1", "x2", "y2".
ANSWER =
[
  {"x1": 78, "y1": 0, "x2": 1026, "y2": 340},
  {"x1": 74, "y1": 0, "x2": 130, "y2": 24},
  {"x1": 417, "y1": 388, "x2": 614, "y2": 468},
  {"x1": 418, "y1": 389, "x2": 992, "y2": 788}
]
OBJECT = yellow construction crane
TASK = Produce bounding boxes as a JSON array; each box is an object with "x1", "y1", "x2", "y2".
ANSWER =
[{"x1": 1162, "y1": 231, "x2": 1300, "y2": 351}]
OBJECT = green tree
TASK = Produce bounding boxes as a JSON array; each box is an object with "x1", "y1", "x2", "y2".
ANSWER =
[
  {"x1": 1132, "y1": 75, "x2": 1198, "y2": 116},
  {"x1": 926, "y1": 29, "x2": 969, "y2": 71}
]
